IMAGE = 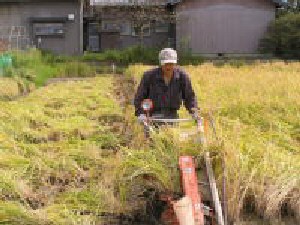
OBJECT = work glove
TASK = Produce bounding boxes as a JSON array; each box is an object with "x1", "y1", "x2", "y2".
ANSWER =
[
  {"x1": 137, "y1": 114, "x2": 147, "y2": 123},
  {"x1": 191, "y1": 111, "x2": 200, "y2": 121},
  {"x1": 190, "y1": 107, "x2": 200, "y2": 121}
]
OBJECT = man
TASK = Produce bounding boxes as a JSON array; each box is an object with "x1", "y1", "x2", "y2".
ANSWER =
[{"x1": 134, "y1": 48, "x2": 199, "y2": 122}]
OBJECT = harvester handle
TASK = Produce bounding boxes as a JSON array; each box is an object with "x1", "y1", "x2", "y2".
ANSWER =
[{"x1": 147, "y1": 118, "x2": 194, "y2": 123}]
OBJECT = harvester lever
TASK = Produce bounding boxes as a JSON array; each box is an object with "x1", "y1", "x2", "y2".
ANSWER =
[{"x1": 198, "y1": 181, "x2": 209, "y2": 186}]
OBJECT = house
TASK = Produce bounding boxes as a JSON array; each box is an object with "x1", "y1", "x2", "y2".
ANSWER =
[
  {"x1": 85, "y1": 0, "x2": 176, "y2": 52},
  {"x1": 0, "y1": 0, "x2": 286, "y2": 55},
  {"x1": 90, "y1": 0, "x2": 285, "y2": 56},
  {"x1": 0, "y1": 0, "x2": 84, "y2": 55}
]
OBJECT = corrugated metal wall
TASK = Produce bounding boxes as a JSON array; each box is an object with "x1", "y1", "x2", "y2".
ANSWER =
[
  {"x1": 0, "y1": 1, "x2": 81, "y2": 55},
  {"x1": 176, "y1": 0, "x2": 276, "y2": 54}
]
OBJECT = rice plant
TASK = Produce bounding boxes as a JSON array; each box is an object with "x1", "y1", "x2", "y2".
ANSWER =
[
  {"x1": 0, "y1": 76, "x2": 125, "y2": 224},
  {"x1": 126, "y1": 62, "x2": 300, "y2": 223}
]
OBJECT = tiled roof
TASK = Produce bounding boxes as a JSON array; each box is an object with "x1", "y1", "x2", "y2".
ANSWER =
[
  {"x1": 0, "y1": 0, "x2": 287, "y2": 6},
  {"x1": 91, "y1": 0, "x2": 288, "y2": 6},
  {"x1": 0, "y1": 0, "x2": 77, "y2": 2},
  {"x1": 90, "y1": 0, "x2": 180, "y2": 6}
]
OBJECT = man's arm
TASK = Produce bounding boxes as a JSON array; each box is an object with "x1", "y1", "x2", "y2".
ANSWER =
[
  {"x1": 134, "y1": 74, "x2": 149, "y2": 116},
  {"x1": 181, "y1": 72, "x2": 198, "y2": 114}
]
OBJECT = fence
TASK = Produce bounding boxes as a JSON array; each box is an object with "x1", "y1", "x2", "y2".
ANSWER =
[{"x1": 0, "y1": 26, "x2": 31, "y2": 52}]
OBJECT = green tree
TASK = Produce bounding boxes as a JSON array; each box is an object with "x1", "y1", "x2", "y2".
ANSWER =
[
  {"x1": 275, "y1": 1, "x2": 299, "y2": 18},
  {"x1": 260, "y1": 13, "x2": 300, "y2": 59}
]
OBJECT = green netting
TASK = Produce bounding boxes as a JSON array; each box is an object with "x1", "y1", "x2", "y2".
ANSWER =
[{"x1": 0, "y1": 54, "x2": 12, "y2": 76}]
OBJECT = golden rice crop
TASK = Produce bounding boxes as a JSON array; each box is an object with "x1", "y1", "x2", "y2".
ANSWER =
[
  {"x1": 0, "y1": 77, "x2": 125, "y2": 225},
  {"x1": 125, "y1": 62, "x2": 300, "y2": 223},
  {"x1": 0, "y1": 78, "x2": 21, "y2": 99},
  {"x1": 1, "y1": 61, "x2": 299, "y2": 224}
]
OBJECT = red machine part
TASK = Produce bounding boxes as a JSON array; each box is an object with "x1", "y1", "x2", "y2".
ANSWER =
[
  {"x1": 161, "y1": 205, "x2": 180, "y2": 225},
  {"x1": 179, "y1": 156, "x2": 204, "y2": 225},
  {"x1": 159, "y1": 194, "x2": 180, "y2": 225}
]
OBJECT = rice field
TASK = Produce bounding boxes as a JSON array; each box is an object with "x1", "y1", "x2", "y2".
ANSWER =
[
  {"x1": 125, "y1": 61, "x2": 300, "y2": 223},
  {"x1": 0, "y1": 78, "x2": 20, "y2": 99},
  {"x1": 0, "y1": 77, "x2": 126, "y2": 225},
  {"x1": 0, "y1": 77, "x2": 35, "y2": 100},
  {"x1": 0, "y1": 61, "x2": 299, "y2": 225}
]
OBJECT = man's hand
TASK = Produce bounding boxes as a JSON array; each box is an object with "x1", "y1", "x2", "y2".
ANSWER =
[
  {"x1": 192, "y1": 113, "x2": 199, "y2": 121},
  {"x1": 191, "y1": 111, "x2": 200, "y2": 121},
  {"x1": 137, "y1": 114, "x2": 147, "y2": 123},
  {"x1": 191, "y1": 108, "x2": 200, "y2": 121}
]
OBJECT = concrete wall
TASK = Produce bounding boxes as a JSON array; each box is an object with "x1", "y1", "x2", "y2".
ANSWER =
[
  {"x1": 0, "y1": 0, "x2": 81, "y2": 55},
  {"x1": 177, "y1": 0, "x2": 276, "y2": 55}
]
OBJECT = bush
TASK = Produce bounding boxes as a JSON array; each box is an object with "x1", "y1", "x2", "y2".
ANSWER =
[
  {"x1": 59, "y1": 62, "x2": 96, "y2": 78},
  {"x1": 40, "y1": 50, "x2": 72, "y2": 64},
  {"x1": 260, "y1": 13, "x2": 300, "y2": 59},
  {"x1": 5, "y1": 49, "x2": 97, "y2": 86},
  {"x1": 178, "y1": 53, "x2": 204, "y2": 66},
  {"x1": 121, "y1": 46, "x2": 158, "y2": 65},
  {"x1": 7, "y1": 49, "x2": 55, "y2": 86},
  {"x1": 83, "y1": 45, "x2": 204, "y2": 66},
  {"x1": 83, "y1": 46, "x2": 158, "y2": 65}
]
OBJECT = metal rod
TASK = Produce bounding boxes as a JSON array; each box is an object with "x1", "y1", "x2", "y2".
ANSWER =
[
  {"x1": 208, "y1": 113, "x2": 228, "y2": 225},
  {"x1": 149, "y1": 118, "x2": 194, "y2": 123},
  {"x1": 205, "y1": 151, "x2": 225, "y2": 225}
]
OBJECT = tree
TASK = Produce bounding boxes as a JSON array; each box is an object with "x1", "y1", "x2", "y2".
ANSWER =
[
  {"x1": 290, "y1": 0, "x2": 300, "y2": 10},
  {"x1": 91, "y1": 0, "x2": 177, "y2": 47},
  {"x1": 259, "y1": 13, "x2": 300, "y2": 59},
  {"x1": 276, "y1": 0, "x2": 300, "y2": 14}
]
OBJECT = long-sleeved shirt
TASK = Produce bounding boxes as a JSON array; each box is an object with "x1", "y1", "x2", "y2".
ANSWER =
[{"x1": 134, "y1": 67, "x2": 198, "y2": 116}]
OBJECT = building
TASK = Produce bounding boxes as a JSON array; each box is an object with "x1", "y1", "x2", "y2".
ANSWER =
[
  {"x1": 0, "y1": 0, "x2": 83, "y2": 55},
  {"x1": 90, "y1": 0, "x2": 285, "y2": 56},
  {"x1": 85, "y1": 0, "x2": 175, "y2": 52},
  {"x1": 176, "y1": 0, "x2": 285, "y2": 56},
  {"x1": 0, "y1": 0, "x2": 286, "y2": 55}
]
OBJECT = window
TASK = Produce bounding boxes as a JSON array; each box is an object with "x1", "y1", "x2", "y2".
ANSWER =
[
  {"x1": 101, "y1": 20, "x2": 120, "y2": 31},
  {"x1": 120, "y1": 22, "x2": 131, "y2": 35},
  {"x1": 88, "y1": 23, "x2": 100, "y2": 35},
  {"x1": 34, "y1": 23, "x2": 64, "y2": 36},
  {"x1": 132, "y1": 23, "x2": 150, "y2": 37},
  {"x1": 155, "y1": 21, "x2": 169, "y2": 33}
]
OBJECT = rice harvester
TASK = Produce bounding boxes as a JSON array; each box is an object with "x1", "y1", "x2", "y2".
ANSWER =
[{"x1": 140, "y1": 99, "x2": 227, "y2": 225}]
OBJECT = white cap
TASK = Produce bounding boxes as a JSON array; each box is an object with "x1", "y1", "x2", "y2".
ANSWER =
[{"x1": 159, "y1": 48, "x2": 178, "y2": 65}]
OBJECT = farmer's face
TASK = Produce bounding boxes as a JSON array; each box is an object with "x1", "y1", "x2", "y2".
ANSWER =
[{"x1": 162, "y1": 63, "x2": 176, "y2": 76}]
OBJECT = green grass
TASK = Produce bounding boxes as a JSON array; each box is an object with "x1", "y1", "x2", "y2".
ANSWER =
[
  {"x1": 83, "y1": 45, "x2": 204, "y2": 66},
  {"x1": 0, "y1": 201, "x2": 39, "y2": 225},
  {"x1": 1, "y1": 49, "x2": 96, "y2": 88}
]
